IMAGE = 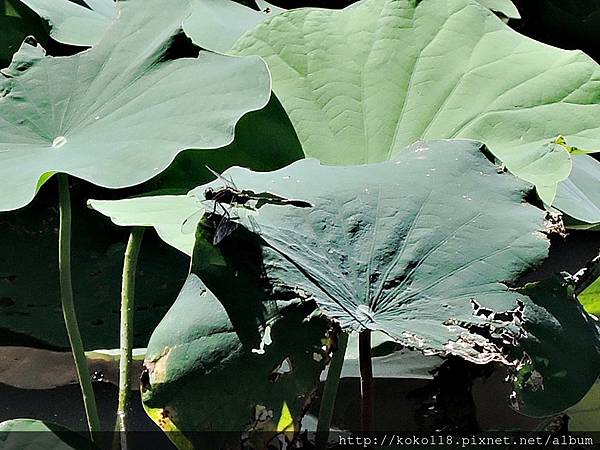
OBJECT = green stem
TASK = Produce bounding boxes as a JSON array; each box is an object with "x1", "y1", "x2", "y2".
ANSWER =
[
  {"x1": 315, "y1": 332, "x2": 349, "y2": 450},
  {"x1": 115, "y1": 227, "x2": 145, "y2": 449},
  {"x1": 58, "y1": 174, "x2": 101, "y2": 441},
  {"x1": 359, "y1": 329, "x2": 374, "y2": 432}
]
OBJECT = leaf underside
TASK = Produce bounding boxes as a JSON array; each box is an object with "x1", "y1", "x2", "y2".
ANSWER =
[{"x1": 190, "y1": 140, "x2": 547, "y2": 364}]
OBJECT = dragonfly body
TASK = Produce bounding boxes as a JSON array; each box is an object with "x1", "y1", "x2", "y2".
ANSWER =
[
  {"x1": 186, "y1": 167, "x2": 312, "y2": 245},
  {"x1": 204, "y1": 186, "x2": 251, "y2": 207},
  {"x1": 204, "y1": 186, "x2": 311, "y2": 208}
]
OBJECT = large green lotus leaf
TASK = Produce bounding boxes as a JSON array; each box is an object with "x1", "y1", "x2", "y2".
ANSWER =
[
  {"x1": 513, "y1": 276, "x2": 600, "y2": 416},
  {"x1": 0, "y1": 419, "x2": 95, "y2": 449},
  {"x1": 14, "y1": 0, "x2": 520, "y2": 54},
  {"x1": 91, "y1": 139, "x2": 600, "y2": 414},
  {"x1": 142, "y1": 273, "x2": 330, "y2": 447},
  {"x1": 146, "y1": 94, "x2": 304, "y2": 194},
  {"x1": 16, "y1": 0, "x2": 116, "y2": 46},
  {"x1": 183, "y1": 0, "x2": 285, "y2": 53},
  {"x1": 553, "y1": 155, "x2": 600, "y2": 225},
  {"x1": 232, "y1": 0, "x2": 600, "y2": 203},
  {"x1": 187, "y1": 139, "x2": 600, "y2": 415},
  {"x1": 0, "y1": 0, "x2": 270, "y2": 212},
  {"x1": 190, "y1": 140, "x2": 547, "y2": 362},
  {"x1": 579, "y1": 274, "x2": 600, "y2": 318},
  {"x1": 15, "y1": 0, "x2": 283, "y2": 52},
  {"x1": 0, "y1": 179, "x2": 189, "y2": 350}
]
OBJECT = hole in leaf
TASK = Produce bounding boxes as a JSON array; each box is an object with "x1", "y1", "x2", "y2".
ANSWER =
[
  {"x1": 140, "y1": 367, "x2": 151, "y2": 392},
  {"x1": 269, "y1": 357, "x2": 293, "y2": 383},
  {"x1": 252, "y1": 325, "x2": 272, "y2": 355}
]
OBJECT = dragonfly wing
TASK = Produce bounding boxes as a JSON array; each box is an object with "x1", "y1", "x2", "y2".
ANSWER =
[
  {"x1": 213, "y1": 217, "x2": 239, "y2": 245},
  {"x1": 181, "y1": 209, "x2": 205, "y2": 235},
  {"x1": 205, "y1": 165, "x2": 238, "y2": 190},
  {"x1": 247, "y1": 214, "x2": 261, "y2": 234}
]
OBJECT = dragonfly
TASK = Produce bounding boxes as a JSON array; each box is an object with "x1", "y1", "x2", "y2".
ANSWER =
[{"x1": 182, "y1": 167, "x2": 311, "y2": 245}]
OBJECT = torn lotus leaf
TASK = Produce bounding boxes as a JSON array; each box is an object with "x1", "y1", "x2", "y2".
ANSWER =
[
  {"x1": 524, "y1": 370, "x2": 545, "y2": 392},
  {"x1": 470, "y1": 298, "x2": 525, "y2": 324},
  {"x1": 187, "y1": 139, "x2": 600, "y2": 416},
  {"x1": 443, "y1": 328, "x2": 514, "y2": 366},
  {"x1": 269, "y1": 357, "x2": 293, "y2": 383},
  {"x1": 252, "y1": 325, "x2": 273, "y2": 355},
  {"x1": 193, "y1": 140, "x2": 546, "y2": 361},
  {"x1": 543, "y1": 211, "x2": 567, "y2": 237}
]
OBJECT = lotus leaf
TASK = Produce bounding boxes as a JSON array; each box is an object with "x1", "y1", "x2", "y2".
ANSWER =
[
  {"x1": 514, "y1": 276, "x2": 600, "y2": 416},
  {"x1": 15, "y1": 0, "x2": 283, "y2": 52},
  {"x1": 554, "y1": 155, "x2": 600, "y2": 225},
  {"x1": 186, "y1": 140, "x2": 600, "y2": 415},
  {"x1": 233, "y1": 0, "x2": 600, "y2": 206},
  {"x1": 16, "y1": 0, "x2": 116, "y2": 46},
  {"x1": 188, "y1": 140, "x2": 543, "y2": 362},
  {"x1": 0, "y1": 419, "x2": 94, "y2": 449},
  {"x1": 0, "y1": 0, "x2": 270, "y2": 211},
  {"x1": 142, "y1": 273, "x2": 331, "y2": 447}
]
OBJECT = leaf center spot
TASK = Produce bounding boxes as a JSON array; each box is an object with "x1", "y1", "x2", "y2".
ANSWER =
[
  {"x1": 52, "y1": 136, "x2": 67, "y2": 149},
  {"x1": 356, "y1": 304, "x2": 376, "y2": 324}
]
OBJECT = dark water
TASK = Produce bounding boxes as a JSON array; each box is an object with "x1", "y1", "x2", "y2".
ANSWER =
[{"x1": 0, "y1": 366, "x2": 541, "y2": 450}]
